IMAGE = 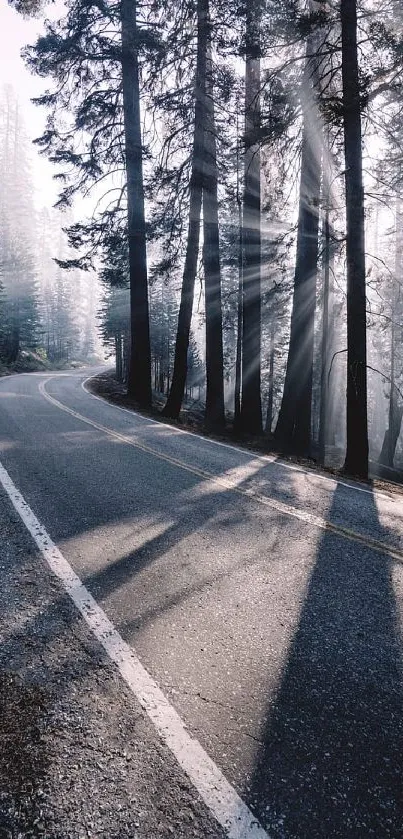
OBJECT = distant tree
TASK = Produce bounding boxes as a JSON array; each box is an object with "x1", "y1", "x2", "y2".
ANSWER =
[
  {"x1": 99, "y1": 283, "x2": 130, "y2": 382},
  {"x1": 0, "y1": 88, "x2": 40, "y2": 363},
  {"x1": 148, "y1": 274, "x2": 177, "y2": 395},
  {"x1": 186, "y1": 331, "x2": 204, "y2": 398}
]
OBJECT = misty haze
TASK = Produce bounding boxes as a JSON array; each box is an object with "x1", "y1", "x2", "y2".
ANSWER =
[{"x1": 1, "y1": 0, "x2": 403, "y2": 837}]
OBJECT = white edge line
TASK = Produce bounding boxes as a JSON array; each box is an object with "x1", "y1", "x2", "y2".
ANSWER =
[
  {"x1": 80, "y1": 375, "x2": 398, "y2": 504},
  {"x1": 0, "y1": 458, "x2": 270, "y2": 839}
]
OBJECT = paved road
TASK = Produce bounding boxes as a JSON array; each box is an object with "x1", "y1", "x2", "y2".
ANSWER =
[{"x1": 1, "y1": 370, "x2": 403, "y2": 838}]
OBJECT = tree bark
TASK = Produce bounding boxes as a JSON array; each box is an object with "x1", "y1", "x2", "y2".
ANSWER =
[
  {"x1": 378, "y1": 397, "x2": 403, "y2": 469},
  {"x1": 265, "y1": 315, "x2": 275, "y2": 433},
  {"x1": 318, "y1": 203, "x2": 331, "y2": 463},
  {"x1": 378, "y1": 200, "x2": 403, "y2": 468},
  {"x1": 115, "y1": 334, "x2": 123, "y2": 382},
  {"x1": 234, "y1": 118, "x2": 243, "y2": 430},
  {"x1": 234, "y1": 235, "x2": 243, "y2": 429},
  {"x1": 203, "y1": 24, "x2": 225, "y2": 429},
  {"x1": 240, "y1": 0, "x2": 263, "y2": 434},
  {"x1": 162, "y1": 0, "x2": 205, "y2": 419},
  {"x1": 121, "y1": 0, "x2": 152, "y2": 407},
  {"x1": 275, "y1": 31, "x2": 321, "y2": 455},
  {"x1": 341, "y1": 0, "x2": 368, "y2": 478}
]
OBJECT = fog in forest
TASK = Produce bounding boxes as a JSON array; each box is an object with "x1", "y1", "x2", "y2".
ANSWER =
[{"x1": 2, "y1": 0, "x2": 403, "y2": 482}]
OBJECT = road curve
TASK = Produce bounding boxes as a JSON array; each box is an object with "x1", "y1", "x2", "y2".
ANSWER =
[{"x1": 1, "y1": 369, "x2": 403, "y2": 838}]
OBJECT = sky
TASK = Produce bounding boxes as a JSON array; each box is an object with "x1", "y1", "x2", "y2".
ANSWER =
[{"x1": 0, "y1": 0, "x2": 62, "y2": 208}]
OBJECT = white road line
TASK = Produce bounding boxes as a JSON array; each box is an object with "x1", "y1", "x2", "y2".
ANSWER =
[
  {"x1": 40, "y1": 378, "x2": 403, "y2": 564},
  {"x1": 0, "y1": 458, "x2": 269, "y2": 839},
  {"x1": 80, "y1": 376, "x2": 398, "y2": 502}
]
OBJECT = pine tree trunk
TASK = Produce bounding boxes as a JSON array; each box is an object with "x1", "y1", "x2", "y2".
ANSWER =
[
  {"x1": 341, "y1": 0, "x2": 368, "y2": 478},
  {"x1": 115, "y1": 334, "x2": 122, "y2": 382},
  {"x1": 121, "y1": 0, "x2": 152, "y2": 407},
  {"x1": 379, "y1": 201, "x2": 403, "y2": 469},
  {"x1": 234, "y1": 122, "x2": 243, "y2": 430},
  {"x1": 275, "y1": 32, "x2": 321, "y2": 455},
  {"x1": 318, "y1": 204, "x2": 331, "y2": 464},
  {"x1": 203, "y1": 27, "x2": 225, "y2": 430},
  {"x1": 8, "y1": 325, "x2": 19, "y2": 364},
  {"x1": 378, "y1": 384, "x2": 403, "y2": 469},
  {"x1": 234, "y1": 240, "x2": 243, "y2": 429},
  {"x1": 240, "y1": 0, "x2": 262, "y2": 434},
  {"x1": 162, "y1": 0, "x2": 205, "y2": 419},
  {"x1": 265, "y1": 316, "x2": 275, "y2": 433},
  {"x1": 123, "y1": 335, "x2": 129, "y2": 382},
  {"x1": 379, "y1": 312, "x2": 403, "y2": 468},
  {"x1": 326, "y1": 244, "x2": 336, "y2": 448}
]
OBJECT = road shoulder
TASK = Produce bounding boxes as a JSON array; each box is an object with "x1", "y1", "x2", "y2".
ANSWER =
[{"x1": 0, "y1": 489, "x2": 226, "y2": 839}]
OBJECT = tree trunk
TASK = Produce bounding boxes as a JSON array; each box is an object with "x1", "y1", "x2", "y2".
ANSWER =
[
  {"x1": 265, "y1": 315, "x2": 275, "y2": 433},
  {"x1": 379, "y1": 200, "x2": 403, "y2": 468},
  {"x1": 240, "y1": 0, "x2": 262, "y2": 434},
  {"x1": 123, "y1": 334, "x2": 129, "y2": 382},
  {"x1": 162, "y1": 0, "x2": 205, "y2": 419},
  {"x1": 341, "y1": 0, "x2": 368, "y2": 478},
  {"x1": 234, "y1": 118, "x2": 243, "y2": 430},
  {"x1": 318, "y1": 203, "x2": 331, "y2": 463},
  {"x1": 7, "y1": 324, "x2": 19, "y2": 364},
  {"x1": 115, "y1": 334, "x2": 123, "y2": 382},
  {"x1": 121, "y1": 0, "x2": 152, "y2": 407},
  {"x1": 234, "y1": 239, "x2": 243, "y2": 429},
  {"x1": 275, "y1": 31, "x2": 322, "y2": 455},
  {"x1": 378, "y1": 397, "x2": 403, "y2": 469},
  {"x1": 203, "y1": 23, "x2": 225, "y2": 430}
]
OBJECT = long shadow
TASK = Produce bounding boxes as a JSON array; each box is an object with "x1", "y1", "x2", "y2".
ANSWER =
[
  {"x1": 0, "y1": 448, "x2": 276, "y2": 663},
  {"x1": 0, "y1": 533, "x2": 229, "y2": 839},
  {"x1": 82, "y1": 484, "x2": 260, "y2": 599},
  {"x1": 249, "y1": 483, "x2": 403, "y2": 838}
]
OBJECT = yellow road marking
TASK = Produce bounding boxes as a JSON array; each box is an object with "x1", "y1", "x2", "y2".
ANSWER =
[{"x1": 39, "y1": 379, "x2": 403, "y2": 565}]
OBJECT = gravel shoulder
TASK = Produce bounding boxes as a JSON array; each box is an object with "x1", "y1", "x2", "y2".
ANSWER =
[{"x1": 0, "y1": 489, "x2": 226, "y2": 839}]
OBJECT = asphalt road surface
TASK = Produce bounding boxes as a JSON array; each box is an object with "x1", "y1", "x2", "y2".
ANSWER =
[{"x1": 1, "y1": 370, "x2": 403, "y2": 838}]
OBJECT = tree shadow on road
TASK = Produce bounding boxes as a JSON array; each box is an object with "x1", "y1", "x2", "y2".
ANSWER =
[
  {"x1": 249, "y1": 483, "x2": 403, "y2": 838},
  {"x1": 0, "y1": 499, "x2": 228, "y2": 839}
]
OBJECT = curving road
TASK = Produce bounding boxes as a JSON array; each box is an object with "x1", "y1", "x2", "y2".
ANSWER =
[{"x1": 1, "y1": 369, "x2": 403, "y2": 838}]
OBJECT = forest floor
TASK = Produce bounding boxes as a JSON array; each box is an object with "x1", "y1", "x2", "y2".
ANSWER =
[
  {"x1": 87, "y1": 369, "x2": 403, "y2": 497},
  {"x1": 0, "y1": 351, "x2": 97, "y2": 378}
]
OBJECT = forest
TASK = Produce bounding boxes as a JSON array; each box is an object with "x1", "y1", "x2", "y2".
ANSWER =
[
  {"x1": 0, "y1": 85, "x2": 99, "y2": 373},
  {"x1": 6, "y1": 0, "x2": 403, "y2": 481}
]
